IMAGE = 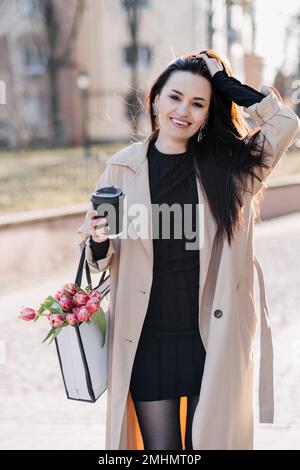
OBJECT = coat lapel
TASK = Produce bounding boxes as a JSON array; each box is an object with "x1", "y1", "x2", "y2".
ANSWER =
[
  {"x1": 109, "y1": 130, "x2": 159, "y2": 266},
  {"x1": 124, "y1": 160, "x2": 154, "y2": 267}
]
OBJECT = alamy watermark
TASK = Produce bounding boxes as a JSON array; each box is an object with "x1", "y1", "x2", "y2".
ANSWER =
[
  {"x1": 0, "y1": 80, "x2": 6, "y2": 105},
  {"x1": 0, "y1": 340, "x2": 6, "y2": 365},
  {"x1": 95, "y1": 196, "x2": 205, "y2": 250},
  {"x1": 291, "y1": 80, "x2": 300, "y2": 105}
]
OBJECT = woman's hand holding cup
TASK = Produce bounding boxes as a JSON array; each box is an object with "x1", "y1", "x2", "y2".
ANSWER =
[{"x1": 89, "y1": 210, "x2": 110, "y2": 243}]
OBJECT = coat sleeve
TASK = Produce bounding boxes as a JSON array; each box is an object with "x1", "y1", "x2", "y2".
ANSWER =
[
  {"x1": 243, "y1": 85, "x2": 300, "y2": 195},
  {"x1": 211, "y1": 69, "x2": 266, "y2": 107},
  {"x1": 76, "y1": 163, "x2": 116, "y2": 274}
]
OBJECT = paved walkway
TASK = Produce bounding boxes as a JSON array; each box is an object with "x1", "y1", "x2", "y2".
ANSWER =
[
  {"x1": 254, "y1": 212, "x2": 300, "y2": 449},
  {"x1": 1, "y1": 212, "x2": 300, "y2": 449}
]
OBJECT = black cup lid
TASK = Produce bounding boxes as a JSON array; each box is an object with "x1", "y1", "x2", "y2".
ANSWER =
[
  {"x1": 95, "y1": 186, "x2": 123, "y2": 198},
  {"x1": 91, "y1": 185, "x2": 124, "y2": 203}
]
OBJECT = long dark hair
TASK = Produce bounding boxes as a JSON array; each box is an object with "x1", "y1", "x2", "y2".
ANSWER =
[{"x1": 145, "y1": 49, "x2": 273, "y2": 245}]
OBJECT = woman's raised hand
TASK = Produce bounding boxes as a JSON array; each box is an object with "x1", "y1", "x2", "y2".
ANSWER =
[{"x1": 197, "y1": 52, "x2": 224, "y2": 78}]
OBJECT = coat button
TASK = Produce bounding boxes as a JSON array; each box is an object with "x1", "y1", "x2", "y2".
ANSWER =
[{"x1": 214, "y1": 309, "x2": 223, "y2": 318}]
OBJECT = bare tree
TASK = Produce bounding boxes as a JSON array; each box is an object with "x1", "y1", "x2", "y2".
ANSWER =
[
  {"x1": 122, "y1": 0, "x2": 145, "y2": 135},
  {"x1": 274, "y1": 9, "x2": 300, "y2": 110},
  {"x1": 39, "y1": 0, "x2": 85, "y2": 144}
]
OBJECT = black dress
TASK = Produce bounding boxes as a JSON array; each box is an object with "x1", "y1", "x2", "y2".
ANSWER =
[
  {"x1": 129, "y1": 139, "x2": 205, "y2": 401},
  {"x1": 89, "y1": 70, "x2": 266, "y2": 402}
]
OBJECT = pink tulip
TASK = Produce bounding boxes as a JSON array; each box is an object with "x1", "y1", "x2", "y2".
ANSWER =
[
  {"x1": 72, "y1": 306, "x2": 80, "y2": 314},
  {"x1": 86, "y1": 299, "x2": 100, "y2": 313},
  {"x1": 76, "y1": 306, "x2": 91, "y2": 322},
  {"x1": 88, "y1": 291, "x2": 101, "y2": 301},
  {"x1": 54, "y1": 291, "x2": 64, "y2": 301},
  {"x1": 48, "y1": 314, "x2": 65, "y2": 328},
  {"x1": 73, "y1": 291, "x2": 89, "y2": 307},
  {"x1": 66, "y1": 313, "x2": 79, "y2": 326},
  {"x1": 58, "y1": 295, "x2": 74, "y2": 311},
  {"x1": 18, "y1": 306, "x2": 37, "y2": 321},
  {"x1": 63, "y1": 283, "x2": 78, "y2": 296}
]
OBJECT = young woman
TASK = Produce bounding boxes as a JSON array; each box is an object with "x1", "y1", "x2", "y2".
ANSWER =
[{"x1": 77, "y1": 50, "x2": 300, "y2": 450}]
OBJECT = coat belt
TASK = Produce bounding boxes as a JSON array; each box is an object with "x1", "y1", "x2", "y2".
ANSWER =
[{"x1": 253, "y1": 255, "x2": 274, "y2": 423}]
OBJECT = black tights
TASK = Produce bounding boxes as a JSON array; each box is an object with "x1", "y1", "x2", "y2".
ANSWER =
[{"x1": 133, "y1": 395, "x2": 199, "y2": 450}]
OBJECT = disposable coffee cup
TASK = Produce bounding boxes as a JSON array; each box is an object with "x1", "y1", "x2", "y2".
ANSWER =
[{"x1": 90, "y1": 186, "x2": 125, "y2": 238}]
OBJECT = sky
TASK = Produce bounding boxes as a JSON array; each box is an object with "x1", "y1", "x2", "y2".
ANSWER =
[{"x1": 255, "y1": 0, "x2": 300, "y2": 83}]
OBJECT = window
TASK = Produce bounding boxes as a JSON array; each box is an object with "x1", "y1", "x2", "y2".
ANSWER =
[
  {"x1": 23, "y1": 96, "x2": 46, "y2": 127},
  {"x1": 21, "y1": 0, "x2": 40, "y2": 17},
  {"x1": 121, "y1": 0, "x2": 150, "y2": 9},
  {"x1": 122, "y1": 44, "x2": 151, "y2": 67},
  {"x1": 23, "y1": 44, "x2": 47, "y2": 75}
]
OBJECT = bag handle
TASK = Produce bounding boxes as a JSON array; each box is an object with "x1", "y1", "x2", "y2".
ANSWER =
[{"x1": 75, "y1": 240, "x2": 110, "y2": 298}]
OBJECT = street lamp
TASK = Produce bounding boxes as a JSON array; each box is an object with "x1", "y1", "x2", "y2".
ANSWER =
[{"x1": 77, "y1": 70, "x2": 91, "y2": 159}]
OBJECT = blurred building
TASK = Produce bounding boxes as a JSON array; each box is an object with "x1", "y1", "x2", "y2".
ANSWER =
[
  {"x1": 0, "y1": 0, "x2": 265, "y2": 148},
  {"x1": 0, "y1": 0, "x2": 82, "y2": 148}
]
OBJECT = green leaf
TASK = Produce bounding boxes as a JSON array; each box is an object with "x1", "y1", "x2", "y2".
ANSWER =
[
  {"x1": 50, "y1": 301, "x2": 64, "y2": 314},
  {"x1": 42, "y1": 327, "x2": 56, "y2": 344},
  {"x1": 38, "y1": 298, "x2": 50, "y2": 312},
  {"x1": 84, "y1": 283, "x2": 92, "y2": 293},
  {"x1": 48, "y1": 307, "x2": 65, "y2": 317},
  {"x1": 92, "y1": 307, "x2": 107, "y2": 348},
  {"x1": 37, "y1": 296, "x2": 61, "y2": 318},
  {"x1": 48, "y1": 327, "x2": 63, "y2": 344},
  {"x1": 34, "y1": 309, "x2": 43, "y2": 322},
  {"x1": 39, "y1": 295, "x2": 57, "y2": 310}
]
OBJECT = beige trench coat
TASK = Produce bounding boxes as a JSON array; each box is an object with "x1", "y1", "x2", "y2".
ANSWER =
[{"x1": 77, "y1": 85, "x2": 300, "y2": 450}]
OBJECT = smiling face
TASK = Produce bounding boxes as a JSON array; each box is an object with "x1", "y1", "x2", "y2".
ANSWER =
[{"x1": 154, "y1": 70, "x2": 212, "y2": 152}]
